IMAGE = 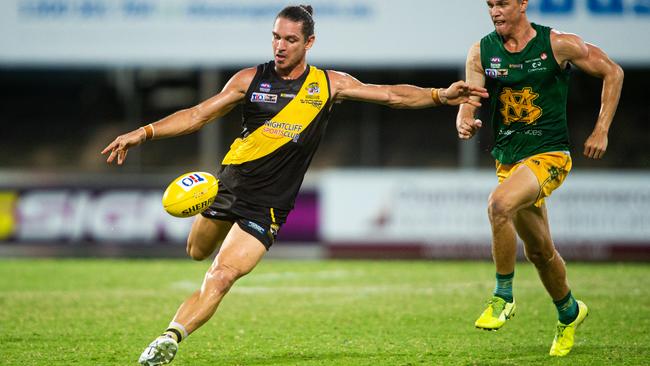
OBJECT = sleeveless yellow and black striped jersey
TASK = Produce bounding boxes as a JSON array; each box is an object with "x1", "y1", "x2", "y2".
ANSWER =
[{"x1": 218, "y1": 61, "x2": 333, "y2": 210}]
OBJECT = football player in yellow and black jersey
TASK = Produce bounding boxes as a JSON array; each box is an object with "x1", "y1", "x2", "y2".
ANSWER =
[
  {"x1": 102, "y1": 4, "x2": 488, "y2": 365},
  {"x1": 456, "y1": 0, "x2": 623, "y2": 357}
]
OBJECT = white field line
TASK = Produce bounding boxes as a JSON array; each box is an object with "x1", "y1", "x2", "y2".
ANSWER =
[
  {"x1": 232, "y1": 286, "x2": 440, "y2": 295},
  {"x1": 170, "y1": 269, "x2": 365, "y2": 291},
  {"x1": 167, "y1": 269, "x2": 493, "y2": 294},
  {"x1": 170, "y1": 281, "x2": 480, "y2": 295}
]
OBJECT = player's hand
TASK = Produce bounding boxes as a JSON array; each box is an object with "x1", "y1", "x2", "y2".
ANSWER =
[
  {"x1": 583, "y1": 129, "x2": 608, "y2": 159},
  {"x1": 442, "y1": 81, "x2": 488, "y2": 107},
  {"x1": 101, "y1": 128, "x2": 146, "y2": 165},
  {"x1": 456, "y1": 117, "x2": 482, "y2": 140}
]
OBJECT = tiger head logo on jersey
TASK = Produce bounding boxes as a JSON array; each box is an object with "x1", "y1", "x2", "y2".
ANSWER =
[
  {"x1": 306, "y1": 82, "x2": 320, "y2": 95},
  {"x1": 301, "y1": 81, "x2": 324, "y2": 109},
  {"x1": 499, "y1": 87, "x2": 543, "y2": 125}
]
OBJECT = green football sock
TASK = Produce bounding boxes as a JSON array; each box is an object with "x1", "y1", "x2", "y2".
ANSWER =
[
  {"x1": 554, "y1": 290, "x2": 579, "y2": 324},
  {"x1": 493, "y1": 271, "x2": 514, "y2": 302}
]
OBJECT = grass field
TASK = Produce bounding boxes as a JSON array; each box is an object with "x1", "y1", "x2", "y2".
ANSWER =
[{"x1": 1, "y1": 259, "x2": 649, "y2": 365}]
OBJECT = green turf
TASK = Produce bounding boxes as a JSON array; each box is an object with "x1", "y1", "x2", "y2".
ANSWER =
[{"x1": 1, "y1": 259, "x2": 649, "y2": 365}]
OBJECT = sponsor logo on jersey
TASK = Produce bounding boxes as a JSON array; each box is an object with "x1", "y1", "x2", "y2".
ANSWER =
[
  {"x1": 490, "y1": 57, "x2": 501, "y2": 63},
  {"x1": 251, "y1": 92, "x2": 277, "y2": 103},
  {"x1": 259, "y1": 83, "x2": 272, "y2": 92},
  {"x1": 523, "y1": 129, "x2": 543, "y2": 136},
  {"x1": 491, "y1": 63, "x2": 501, "y2": 68},
  {"x1": 300, "y1": 97, "x2": 324, "y2": 109},
  {"x1": 498, "y1": 87, "x2": 543, "y2": 125},
  {"x1": 301, "y1": 82, "x2": 324, "y2": 109},
  {"x1": 176, "y1": 173, "x2": 207, "y2": 192},
  {"x1": 509, "y1": 64, "x2": 523, "y2": 69},
  {"x1": 524, "y1": 57, "x2": 548, "y2": 72},
  {"x1": 262, "y1": 120, "x2": 303, "y2": 142},
  {"x1": 485, "y1": 68, "x2": 509, "y2": 78},
  {"x1": 280, "y1": 93, "x2": 297, "y2": 98},
  {"x1": 528, "y1": 61, "x2": 547, "y2": 72}
]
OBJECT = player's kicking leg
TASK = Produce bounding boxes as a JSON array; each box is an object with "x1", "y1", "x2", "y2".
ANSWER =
[
  {"x1": 138, "y1": 336, "x2": 178, "y2": 366},
  {"x1": 138, "y1": 221, "x2": 266, "y2": 365},
  {"x1": 186, "y1": 215, "x2": 233, "y2": 261}
]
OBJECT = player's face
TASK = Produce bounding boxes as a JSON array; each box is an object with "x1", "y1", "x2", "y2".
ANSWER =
[
  {"x1": 272, "y1": 17, "x2": 314, "y2": 71},
  {"x1": 486, "y1": 0, "x2": 527, "y2": 36}
]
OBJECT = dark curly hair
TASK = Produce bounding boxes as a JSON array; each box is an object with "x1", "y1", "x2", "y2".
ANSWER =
[{"x1": 276, "y1": 5, "x2": 315, "y2": 40}]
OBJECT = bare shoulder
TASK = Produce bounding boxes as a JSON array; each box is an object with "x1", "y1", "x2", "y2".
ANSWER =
[
  {"x1": 326, "y1": 70, "x2": 361, "y2": 97},
  {"x1": 237, "y1": 66, "x2": 258, "y2": 76},
  {"x1": 201, "y1": 66, "x2": 257, "y2": 107},
  {"x1": 551, "y1": 29, "x2": 589, "y2": 61},
  {"x1": 326, "y1": 70, "x2": 356, "y2": 85},
  {"x1": 469, "y1": 41, "x2": 481, "y2": 58},
  {"x1": 551, "y1": 30, "x2": 586, "y2": 48},
  {"x1": 225, "y1": 66, "x2": 257, "y2": 92},
  {"x1": 467, "y1": 41, "x2": 482, "y2": 68}
]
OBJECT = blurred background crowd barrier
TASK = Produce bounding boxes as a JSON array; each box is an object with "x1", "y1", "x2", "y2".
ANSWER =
[{"x1": 1, "y1": 0, "x2": 649, "y2": 260}]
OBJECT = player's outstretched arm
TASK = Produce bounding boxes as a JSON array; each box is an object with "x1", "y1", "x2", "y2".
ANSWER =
[
  {"x1": 101, "y1": 68, "x2": 255, "y2": 165},
  {"x1": 327, "y1": 70, "x2": 487, "y2": 109},
  {"x1": 456, "y1": 42, "x2": 486, "y2": 140},
  {"x1": 552, "y1": 31, "x2": 624, "y2": 159}
]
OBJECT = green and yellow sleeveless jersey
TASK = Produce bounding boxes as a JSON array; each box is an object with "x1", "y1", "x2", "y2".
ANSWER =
[
  {"x1": 480, "y1": 23, "x2": 571, "y2": 164},
  {"x1": 218, "y1": 61, "x2": 332, "y2": 210}
]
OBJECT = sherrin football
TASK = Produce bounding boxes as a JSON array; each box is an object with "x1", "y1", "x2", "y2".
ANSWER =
[{"x1": 162, "y1": 172, "x2": 218, "y2": 218}]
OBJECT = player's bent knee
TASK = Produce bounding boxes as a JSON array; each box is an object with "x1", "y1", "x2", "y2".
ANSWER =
[
  {"x1": 488, "y1": 194, "x2": 512, "y2": 222},
  {"x1": 186, "y1": 238, "x2": 210, "y2": 261},
  {"x1": 524, "y1": 248, "x2": 554, "y2": 267},
  {"x1": 204, "y1": 266, "x2": 243, "y2": 296}
]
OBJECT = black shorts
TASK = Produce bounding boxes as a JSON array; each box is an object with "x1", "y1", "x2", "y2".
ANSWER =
[{"x1": 201, "y1": 181, "x2": 289, "y2": 250}]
